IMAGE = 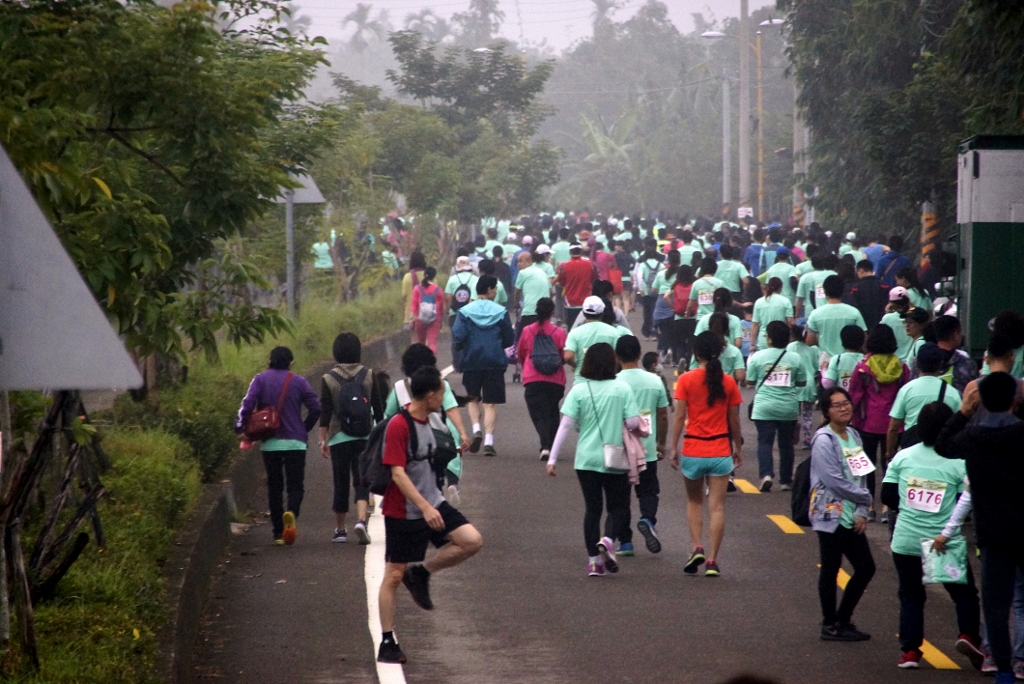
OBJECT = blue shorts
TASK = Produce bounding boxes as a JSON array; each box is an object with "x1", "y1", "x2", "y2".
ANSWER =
[{"x1": 680, "y1": 456, "x2": 733, "y2": 480}]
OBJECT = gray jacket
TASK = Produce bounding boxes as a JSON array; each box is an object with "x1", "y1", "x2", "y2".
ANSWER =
[{"x1": 809, "y1": 425, "x2": 873, "y2": 533}]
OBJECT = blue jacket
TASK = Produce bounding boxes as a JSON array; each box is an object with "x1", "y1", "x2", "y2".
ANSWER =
[
  {"x1": 743, "y1": 244, "x2": 764, "y2": 277},
  {"x1": 875, "y1": 252, "x2": 911, "y2": 287},
  {"x1": 452, "y1": 299, "x2": 515, "y2": 371}
]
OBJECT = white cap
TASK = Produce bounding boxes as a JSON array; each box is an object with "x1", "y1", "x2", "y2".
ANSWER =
[
  {"x1": 889, "y1": 286, "x2": 909, "y2": 301},
  {"x1": 522, "y1": 236, "x2": 534, "y2": 246},
  {"x1": 582, "y1": 296, "x2": 606, "y2": 316},
  {"x1": 455, "y1": 256, "x2": 472, "y2": 271},
  {"x1": 535, "y1": 244, "x2": 552, "y2": 255},
  {"x1": 846, "y1": 232, "x2": 857, "y2": 241}
]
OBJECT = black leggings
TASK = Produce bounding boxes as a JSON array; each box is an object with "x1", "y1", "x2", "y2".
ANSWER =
[
  {"x1": 611, "y1": 460, "x2": 660, "y2": 543},
  {"x1": 576, "y1": 469, "x2": 630, "y2": 556},
  {"x1": 330, "y1": 440, "x2": 369, "y2": 514},
  {"x1": 817, "y1": 525, "x2": 876, "y2": 626},
  {"x1": 262, "y1": 449, "x2": 307, "y2": 538},
  {"x1": 524, "y1": 381, "x2": 565, "y2": 452},
  {"x1": 893, "y1": 551, "x2": 980, "y2": 653}
]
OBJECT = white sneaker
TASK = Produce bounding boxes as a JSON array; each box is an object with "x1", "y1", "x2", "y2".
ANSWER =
[
  {"x1": 760, "y1": 476, "x2": 773, "y2": 493},
  {"x1": 354, "y1": 521, "x2": 371, "y2": 545},
  {"x1": 446, "y1": 484, "x2": 461, "y2": 506}
]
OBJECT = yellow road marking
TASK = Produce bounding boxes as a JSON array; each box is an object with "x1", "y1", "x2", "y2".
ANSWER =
[
  {"x1": 733, "y1": 478, "x2": 761, "y2": 494},
  {"x1": 767, "y1": 515, "x2": 805, "y2": 534},
  {"x1": 921, "y1": 639, "x2": 960, "y2": 670}
]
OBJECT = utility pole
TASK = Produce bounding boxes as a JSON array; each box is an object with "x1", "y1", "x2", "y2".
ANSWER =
[
  {"x1": 756, "y1": 30, "x2": 765, "y2": 222},
  {"x1": 738, "y1": 0, "x2": 751, "y2": 214},
  {"x1": 285, "y1": 189, "x2": 295, "y2": 317},
  {"x1": 722, "y1": 68, "x2": 731, "y2": 219}
]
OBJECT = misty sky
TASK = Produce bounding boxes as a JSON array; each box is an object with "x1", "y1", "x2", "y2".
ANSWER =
[{"x1": 294, "y1": 0, "x2": 778, "y2": 53}]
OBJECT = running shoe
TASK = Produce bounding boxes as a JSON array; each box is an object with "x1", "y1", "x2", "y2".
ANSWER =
[
  {"x1": 616, "y1": 542, "x2": 634, "y2": 557},
  {"x1": 354, "y1": 521, "x2": 371, "y2": 545},
  {"x1": 760, "y1": 476, "x2": 773, "y2": 493},
  {"x1": 402, "y1": 564, "x2": 433, "y2": 610},
  {"x1": 683, "y1": 546, "x2": 705, "y2": 574},
  {"x1": 727, "y1": 478, "x2": 737, "y2": 493},
  {"x1": 588, "y1": 560, "x2": 606, "y2": 577},
  {"x1": 955, "y1": 634, "x2": 986, "y2": 671},
  {"x1": 445, "y1": 484, "x2": 461, "y2": 506},
  {"x1": 981, "y1": 655, "x2": 997, "y2": 674},
  {"x1": 332, "y1": 528, "x2": 348, "y2": 543},
  {"x1": 704, "y1": 561, "x2": 720, "y2": 577},
  {"x1": 838, "y1": 623, "x2": 871, "y2": 641},
  {"x1": 820, "y1": 623, "x2": 864, "y2": 642},
  {"x1": 866, "y1": 509, "x2": 877, "y2": 522},
  {"x1": 637, "y1": 518, "x2": 662, "y2": 554},
  {"x1": 897, "y1": 651, "x2": 922, "y2": 669},
  {"x1": 880, "y1": 511, "x2": 890, "y2": 524},
  {"x1": 483, "y1": 445, "x2": 497, "y2": 457},
  {"x1": 281, "y1": 511, "x2": 297, "y2": 546},
  {"x1": 273, "y1": 538, "x2": 284, "y2": 546},
  {"x1": 539, "y1": 449, "x2": 550, "y2": 462},
  {"x1": 377, "y1": 640, "x2": 407, "y2": 664},
  {"x1": 597, "y1": 536, "x2": 619, "y2": 573},
  {"x1": 1012, "y1": 660, "x2": 1024, "y2": 679},
  {"x1": 779, "y1": 483, "x2": 793, "y2": 492},
  {"x1": 469, "y1": 431, "x2": 483, "y2": 454}
]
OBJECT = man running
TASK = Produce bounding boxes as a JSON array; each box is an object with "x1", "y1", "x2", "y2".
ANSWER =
[{"x1": 376, "y1": 366, "x2": 483, "y2": 664}]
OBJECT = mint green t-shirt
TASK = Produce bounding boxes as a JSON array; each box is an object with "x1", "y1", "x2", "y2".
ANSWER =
[
  {"x1": 637, "y1": 258, "x2": 663, "y2": 293},
  {"x1": 565, "y1": 322, "x2": 624, "y2": 362},
  {"x1": 787, "y1": 341, "x2": 822, "y2": 402},
  {"x1": 882, "y1": 311, "x2": 913, "y2": 361},
  {"x1": 552, "y1": 241, "x2": 572, "y2": 265},
  {"x1": 695, "y1": 312, "x2": 742, "y2": 347},
  {"x1": 834, "y1": 429, "x2": 866, "y2": 529},
  {"x1": 795, "y1": 260, "x2": 816, "y2": 277},
  {"x1": 561, "y1": 377, "x2": 640, "y2": 473},
  {"x1": 715, "y1": 260, "x2": 749, "y2": 293},
  {"x1": 383, "y1": 379, "x2": 458, "y2": 420},
  {"x1": 906, "y1": 336, "x2": 926, "y2": 367},
  {"x1": 752, "y1": 294, "x2": 794, "y2": 349},
  {"x1": 495, "y1": 280, "x2": 508, "y2": 305},
  {"x1": 825, "y1": 352, "x2": 865, "y2": 392},
  {"x1": 907, "y1": 288, "x2": 932, "y2": 311},
  {"x1": 796, "y1": 270, "x2": 837, "y2": 314},
  {"x1": 651, "y1": 270, "x2": 673, "y2": 296},
  {"x1": 689, "y1": 276, "x2": 724, "y2": 317},
  {"x1": 981, "y1": 344, "x2": 1024, "y2": 378},
  {"x1": 806, "y1": 303, "x2": 867, "y2": 357},
  {"x1": 617, "y1": 368, "x2": 670, "y2": 462},
  {"x1": 677, "y1": 245, "x2": 701, "y2": 268},
  {"x1": 883, "y1": 443, "x2": 967, "y2": 556},
  {"x1": 484, "y1": 239, "x2": 503, "y2": 257},
  {"x1": 688, "y1": 342, "x2": 746, "y2": 378},
  {"x1": 764, "y1": 262, "x2": 799, "y2": 304},
  {"x1": 889, "y1": 376, "x2": 962, "y2": 429},
  {"x1": 261, "y1": 438, "x2": 308, "y2": 451},
  {"x1": 746, "y1": 348, "x2": 807, "y2": 421},
  {"x1": 538, "y1": 261, "x2": 556, "y2": 280},
  {"x1": 515, "y1": 265, "x2": 551, "y2": 316}
]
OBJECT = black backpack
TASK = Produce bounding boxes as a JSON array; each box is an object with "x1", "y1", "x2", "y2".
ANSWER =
[
  {"x1": 791, "y1": 455, "x2": 813, "y2": 527},
  {"x1": 451, "y1": 273, "x2": 473, "y2": 313},
  {"x1": 360, "y1": 409, "x2": 419, "y2": 496},
  {"x1": 329, "y1": 368, "x2": 373, "y2": 437},
  {"x1": 530, "y1": 328, "x2": 562, "y2": 375}
]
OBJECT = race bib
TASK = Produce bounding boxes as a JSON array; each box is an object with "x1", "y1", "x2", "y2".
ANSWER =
[
  {"x1": 764, "y1": 370, "x2": 792, "y2": 388},
  {"x1": 742, "y1": 328, "x2": 752, "y2": 342},
  {"x1": 698, "y1": 290, "x2": 714, "y2": 306},
  {"x1": 905, "y1": 477, "x2": 947, "y2": 513},
  {"x1": 815, "y1": 284, "x2": 826, "y2": 302},
  {"x1": 840, "y1": 372, "x2": 852, "y2": 391},
  {"x1": 638, "y1": 409, "x2": 652, "y2": 435},
  {"x1": 843, "y1": 446, "x2": 875, "y2": 477}
]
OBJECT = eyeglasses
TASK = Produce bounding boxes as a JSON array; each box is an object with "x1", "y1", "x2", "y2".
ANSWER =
[{"x1": 829, "y1": 401, "x2": 853, "y2": 409}]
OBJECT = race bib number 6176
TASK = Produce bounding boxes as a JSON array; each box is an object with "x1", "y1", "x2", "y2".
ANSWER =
[{"x1": 905, "y1": 476, "x2": 947, "y2": 513}]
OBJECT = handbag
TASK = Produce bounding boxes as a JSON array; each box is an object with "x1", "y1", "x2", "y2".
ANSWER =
[
  {"x1": 588, "y1": 383, "x2": 629, "y2": 471},
  {"x1": 748, "y1": 351, "x2": 786, "y2": 420},
  {"x1": 244, "y1": 372, "x2": 294, "y2": 441}
]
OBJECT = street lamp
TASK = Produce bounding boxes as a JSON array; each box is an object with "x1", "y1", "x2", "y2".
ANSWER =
[{"x1": 703, "y1": 16, "x2": 783, "y2": 222}]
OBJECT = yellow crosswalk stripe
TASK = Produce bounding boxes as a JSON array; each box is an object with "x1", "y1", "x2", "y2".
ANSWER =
[
  {"x1": 767, "y1": 515, "x2": 805, "y2": 534},
  {"x1": 733, "y1": 478, "x2": 761, "y2": 494},
  {"x1": 920, "y1": 640, "x2": 960, "y2": 670}
]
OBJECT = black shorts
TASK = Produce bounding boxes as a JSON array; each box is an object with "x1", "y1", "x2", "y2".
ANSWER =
[
  {"x1": 462, "y1": 368, "x2": 506, "y2": 404},
  {"x1": 621, "y1": 281, "x2": 633, "y2": 292},
  {"x1": 384, "y1": 502, "x2": 470, "y2": 564}
]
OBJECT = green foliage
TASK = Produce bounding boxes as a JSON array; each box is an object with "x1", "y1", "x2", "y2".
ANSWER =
[
  {"x1": 779, "y1": 0, "x2": 1024, "y2": 235},
  {"x1": 9, "y1": 428, "x2": 201, "y2": 684},
  {"x1": 0, "y1": 0, "x2": 333, "y2": 361}
]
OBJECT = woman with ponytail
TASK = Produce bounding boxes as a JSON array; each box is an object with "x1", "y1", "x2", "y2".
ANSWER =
[
  {"x1": 650, "y1": 250, "x2": 682, "y2": 363},
  {"x1": 751, "y1": 276, "x2": 795, "y2": 354},
  {"x1": 694, "y1": 288, "x2": 743, "y2": 350},
  {"x1": 669, "y1": 331, "x2": 744, "y2": 577}
]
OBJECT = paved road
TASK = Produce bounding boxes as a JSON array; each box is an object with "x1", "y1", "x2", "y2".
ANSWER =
[{"x1": 194, "y1": 315, "x2": 982, "y2": 683}]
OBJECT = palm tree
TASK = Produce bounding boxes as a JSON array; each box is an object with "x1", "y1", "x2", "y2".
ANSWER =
[
  {"x1": 405, "y1": 10, "x2": 453, "y2": 43},
  {"x1": 590, "y1": 0, "x2": 621, "y2": 38},
  {"x1": 280, "y1": 3, "x2": 312, "y2": 36},
  {"x1": 343, "y1": 3, "x2": 388, "y2": 53}
]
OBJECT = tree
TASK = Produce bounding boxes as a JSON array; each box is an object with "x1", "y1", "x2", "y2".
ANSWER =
[
  {"x1": 590, "y1": 0, "x2": 621, "y2": 39},
  {"x1": 343, "y1": 3, "x2": 389, "y2": 54},
  {"x1": 452, "y1": 0, "x2": 504, "y2": 48}
]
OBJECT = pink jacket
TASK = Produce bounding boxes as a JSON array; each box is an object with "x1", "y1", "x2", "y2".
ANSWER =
[
  {"x1": 848, "y1": 355, "x2": 910, "y2": 435},
  {"x1": 623, "y1": 420, "x2": 651, "y2": 485},
  {"x1": 516, "y1": 321, "x2": 567, "y2": 386}
]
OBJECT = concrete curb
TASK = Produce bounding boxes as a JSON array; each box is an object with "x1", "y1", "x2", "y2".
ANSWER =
[{"x1": 155, "y1": 327, "x2": 410, "y2": 684}]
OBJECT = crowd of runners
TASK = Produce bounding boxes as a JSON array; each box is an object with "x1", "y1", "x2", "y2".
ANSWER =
[{"x1": 235, "y1": 213, "x2": 1024, "y2": 681}]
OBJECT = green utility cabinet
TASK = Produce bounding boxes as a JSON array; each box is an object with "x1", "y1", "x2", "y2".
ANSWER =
[{"x1": 956, "y1": 135, "x2": 1024, "y2": 358}]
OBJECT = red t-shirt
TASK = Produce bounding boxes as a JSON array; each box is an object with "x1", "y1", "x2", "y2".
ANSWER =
[
  {"x1": 673, "y1": 369, "x2": 742, "y2": 457},
  {"x1": 557, "y1": 258, "x2": 596, "y2": 306},
  {"x1": 381, "y1": 413, "x2": 438, "y2": 519}
]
